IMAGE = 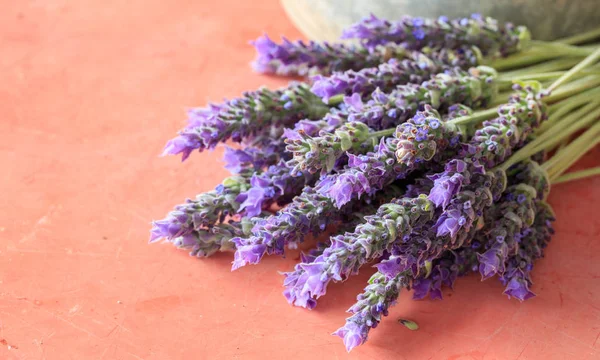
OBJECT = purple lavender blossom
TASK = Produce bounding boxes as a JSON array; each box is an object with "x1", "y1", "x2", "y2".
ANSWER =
[
  {"x1": 341, "y1": 14, "x2": 529, "y2": 57},
  {"x1": 163, "y1": 83, "x2": 329, "y2": 160},
  {"x1": 222, "y1": 143, "x2": 284, "y2": 174},
  {"x1": 251, "y1": 34, "x2": 409, "y2": 76},
  {"x1": 412, "y1": 246, "x2": 479, "y2": 300},
  {"x1": 235, "y1": 160, "x2": 319, "y2": 217}
]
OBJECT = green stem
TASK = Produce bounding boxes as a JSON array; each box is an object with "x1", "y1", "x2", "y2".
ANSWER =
[
  {"x1": 369, "y1": 128, "x2": 395, "y2": 138},
  {"x1": 554, "y1": 166, "x2": 600, "y2": 184},
  {"x1": 499, "y1": 58, "x2": 581, "y2": 78},
  {"x1": 557, "y1": 26, "x2": 600, "y2": 45},
  {"x1": 536, "y1": 103, "x2": 600, "y2": 153},
  {"x1": 327, "y1": 94, "x2": 344, "y2": 106},
  {"x1": 530, "y1": 41, "x2": 594, "y2": 56},
  {"x1": 498, "y1": 67, "x2": 600, "y2": 83},
  {"x1": 555, "y1": 136, "x2": 571, "y2": 152},
  {"x1": 448, "y1": 107, "x2": 498, "y2": 126},
  {"x1": 487, "y1": 45, "x2": 592, "y2": 71},
  {"x1": 546, "y1": 86, "x2": 600, "y2": 119},
  {"x1": 542, "y1": 121, "x2": 600, "y2": 180},
  {"x1": 544, "y1": 75, "x2": 600, "y2": 103},
  {"x1": 540, "y1": 89, "x2": 600, "y2": 135},
  {"x1": 547, "y1": 47, "x2": 600, "y2": 92}
]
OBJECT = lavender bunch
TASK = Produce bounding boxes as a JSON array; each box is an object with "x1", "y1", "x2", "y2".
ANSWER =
[
  {"x1": 341, "y1": 14, "x2": 529, "y2": 57},
  {"x1": 310, "y1": 46, "x2": 481, "y2": 102},
  {"x1": 311, "y1": 101, "x2": 554, "y2": 313},
  {"x1": 252, "y1": 35, "x2": 409, "y2": 76},
  {"x1": 231, "y1": 103, "x2": 476, "y2": 268},
  {"x1": 163, "y1": 83, "x2": 329, "y2": 160}
]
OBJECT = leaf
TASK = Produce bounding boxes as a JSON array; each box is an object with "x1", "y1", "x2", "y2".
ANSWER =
[{"x1": 398, "y1": 319, "x2": 419, "y2": 331}]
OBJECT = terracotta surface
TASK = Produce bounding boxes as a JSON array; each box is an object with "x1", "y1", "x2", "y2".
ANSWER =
[{"x1": 1, "y1": 1, "x2": 600, "y2": 359}]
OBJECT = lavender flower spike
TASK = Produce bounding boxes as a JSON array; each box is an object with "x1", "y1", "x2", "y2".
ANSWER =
[
  {"x1": 341, "y1": 66, "x2": 498, "y2": 130},
  {"x1": 149, "y1": 174, "x2": 251, "y2": 243},
  {"x1": 173, "y1": 217, "x2": 256, "y2": 258},
  {"x1": 342, "y1": 14, "x2": 529, "y2": 57},
  {"x1": 151, "y1": 159, "x2": 317, "y2": 245},
  {"x1": 284, "y1": 195, "x2": 435, "y2": 308},
  {"x1": 231, "y1": 187, "x2": 345, "y2": 270},
  {"x1": 252, "y1": 34, "x2": 410, "y2": 76},
  {"x1": 285, "y1": 121, "x2": 377, "y2": 175},
  {"x1": 163, "y1": 83, "x2": 329, "y2": 160},
  {"x1": 232, "y1": 183, "x2": 406, "y2": 271},
  {"x1": 334, "y1": 272, "x2": 408, "y2": 352},
  {"x1": 477, "y1": 184, "x2": 537, "y2": 280},
  {"x1": 500, "y1": 201, "x2": 555, "y2": 301},
  {"x1": 311, "y1": 46, "x2": 482, "y2": 102}
]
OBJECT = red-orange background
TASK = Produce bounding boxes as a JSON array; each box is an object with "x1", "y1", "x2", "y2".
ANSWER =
[{"x1": 1, "y1": 1, "x2": 599, "y2": 359}]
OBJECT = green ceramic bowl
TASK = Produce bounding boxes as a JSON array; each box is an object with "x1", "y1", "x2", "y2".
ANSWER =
[{"x1": 282, "y1": 0, "x2": 600, "y2": 41}]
